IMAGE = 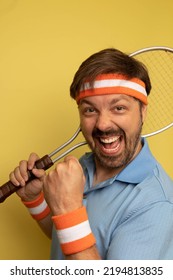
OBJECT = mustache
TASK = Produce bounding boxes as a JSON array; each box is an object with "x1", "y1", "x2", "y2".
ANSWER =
[{"x1": 92, "y1": 128, "x2": 124, "y2": 138}]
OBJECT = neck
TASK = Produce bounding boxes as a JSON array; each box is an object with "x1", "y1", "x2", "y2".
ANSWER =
[{"x1": 93, "y1": 162, "x2": 122, "y2": 186}]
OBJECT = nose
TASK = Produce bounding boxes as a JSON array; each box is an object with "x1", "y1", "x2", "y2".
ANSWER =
[{"x1": 95, "y1": 111, "x2": 113, "y2": 132}]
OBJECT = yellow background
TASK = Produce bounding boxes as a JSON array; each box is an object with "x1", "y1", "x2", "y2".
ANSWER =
[{"x1": 0, "y1": 0, "x2": 172, "y2": 259}]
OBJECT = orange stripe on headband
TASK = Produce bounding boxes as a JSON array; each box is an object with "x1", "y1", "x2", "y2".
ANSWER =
[{"x1": 76, "y1": 74, "x2": 148, "y2": 105}]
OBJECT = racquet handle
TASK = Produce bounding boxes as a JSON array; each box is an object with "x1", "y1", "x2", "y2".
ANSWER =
[
  {"x1": 0, "y1": 155, "x2": 53, "y2": 203},
  {"x1": 0, "y1": 126, "x2": 86, "y2": 203}
]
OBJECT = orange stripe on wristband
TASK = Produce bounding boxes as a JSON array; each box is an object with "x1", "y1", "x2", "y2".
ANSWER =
[
  {"x1": 52, "y1": 206, "x2": 96, "y2": 255},
  {"x1": 61, "y1": 233, "x2": 96, "y2": 255},
  {"x1": 52, "y1": 206, "x2": 89, "y2": 229},
  {"x1": 22, "y1": 192, "x2": 50, "y2": 221}
]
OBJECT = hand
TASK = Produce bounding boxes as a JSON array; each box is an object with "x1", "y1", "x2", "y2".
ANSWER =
[
  {"x1": 9, "y1": 153, "x2": 46, "y2": 201},
  {"x1": 43, "y1": 155, "x2": 85, "y2": 215}
]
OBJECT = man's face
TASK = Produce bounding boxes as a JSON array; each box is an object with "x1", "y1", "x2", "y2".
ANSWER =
[{"x1": 78, "y1": 94, "x2": 147, "y2": 172}]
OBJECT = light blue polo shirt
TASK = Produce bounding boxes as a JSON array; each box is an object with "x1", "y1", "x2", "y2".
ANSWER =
[{"x1": 50, "y1": 138, "x2": 173, "y2": 259}]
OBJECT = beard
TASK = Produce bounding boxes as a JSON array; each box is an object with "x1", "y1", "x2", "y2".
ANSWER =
[{"x1": 86, "y1": 121, "x2": 143, "y2": 170}]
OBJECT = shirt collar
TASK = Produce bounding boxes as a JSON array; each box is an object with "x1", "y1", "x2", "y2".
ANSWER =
[{"x1": 116, "y1": 138, "x2": 157, "y2": 184}]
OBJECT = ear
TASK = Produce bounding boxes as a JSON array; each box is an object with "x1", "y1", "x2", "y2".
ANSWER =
[{"x1": 141, "y1": 104, "x2": 147, "y2": 123}]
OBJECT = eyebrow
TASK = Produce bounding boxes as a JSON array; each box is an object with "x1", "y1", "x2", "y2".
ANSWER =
[{"x1": 79, "y1": 99, "x2": 94, "y2": 106}]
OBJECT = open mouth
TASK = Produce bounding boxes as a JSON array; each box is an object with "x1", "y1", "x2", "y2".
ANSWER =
[{"x1": 97, "y1": 135, "x2": 122, "y2": 154}]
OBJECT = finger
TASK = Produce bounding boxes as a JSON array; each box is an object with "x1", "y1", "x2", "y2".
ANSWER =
[
  {"x1": 64, "y1": 155, "x2": 80, "y2": 164},
  {"x1": 9, "y1": 171, "x2": 20, "y2": 186},
  {"x1": 9, "y1": 165, "x2": 26, "y2": 187},
  {"x1": 65, "y1": 155, "x2": 84, "y2": 169},
  {"x1": 31, "y1": 168, "x2": 46, "y2": 180},
  {"x1": 64, "y1": 156, "x2": 84, "y2": 175},
  {"x1": 27, "y1": 153, "x2": 40, "y2": 170},
  {"x1": 19, "y1": 160, "x2": 30, "y2": 182}
]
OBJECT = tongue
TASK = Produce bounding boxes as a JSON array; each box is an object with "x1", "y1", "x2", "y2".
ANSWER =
[{"x1": 103, "y1": 141, "x2": 119, "y2": 149}]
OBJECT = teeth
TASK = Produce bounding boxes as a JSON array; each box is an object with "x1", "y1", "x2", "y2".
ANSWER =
[{"x1": 100, "y1": 136, "x2": 120, "y2": 144}]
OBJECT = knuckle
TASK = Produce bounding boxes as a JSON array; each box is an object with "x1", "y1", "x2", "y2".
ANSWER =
[
  {"x1": 19, "y1": 160, "x2": 26, "y2": 165},
  {"x1": 48, "y1": 170, "x2": 54, "y2": 177},
  {"x1": 14, "y1": 166, "x2": 19, "y2": 174},
  {"x1": 9, "y1": 171, "x2": 14, "y2": 179},
  {"x1": 47, "y1": 170, "x2": 55, "y2": 181},
  {"x1": 30, "y1": 152, "x2": 39, "y2": 159},
  {"x1": 55, "y1": 162, "x2": 64, "y2": 171}
]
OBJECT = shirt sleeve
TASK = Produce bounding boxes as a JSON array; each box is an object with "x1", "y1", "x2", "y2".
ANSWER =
[{"x1": 107, "y1": 201, "x2": 173, "y2": 259}]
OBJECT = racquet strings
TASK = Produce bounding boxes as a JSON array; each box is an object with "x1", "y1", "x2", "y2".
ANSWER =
[{"x1": 131, "y1": 49, "x2": 173, "y2": 136}]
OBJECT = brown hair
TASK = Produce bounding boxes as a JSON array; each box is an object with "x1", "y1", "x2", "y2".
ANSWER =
[{"x1": 70, "y1": 48, "x2": 151, "y2": 100}]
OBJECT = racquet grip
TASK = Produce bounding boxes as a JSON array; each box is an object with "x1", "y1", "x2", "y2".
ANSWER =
[{"x1": 0, "y1": 155, "x2": 53, "y2": 203}]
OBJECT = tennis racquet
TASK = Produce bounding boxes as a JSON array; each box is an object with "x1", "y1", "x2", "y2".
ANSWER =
[
  {"x1": 0, "y1": 46, "x2": 173, "y2": 203},
  {"x1": 130, "y1": 46, "x2": 173, "y2": 137}
]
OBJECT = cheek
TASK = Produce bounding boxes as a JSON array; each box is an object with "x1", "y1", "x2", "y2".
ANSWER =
[
  {"x1": 129, "y1": 118, "x2": 143, "y2": 135},
  {"x1": 80, "y1": 120, "x2": 91, "y2": 138},
  {"x1": 80, "y1": 120, "x2": 96, "y2": 145},
  {"x1": 118, "y1": 115, "x2": 142, "y2": 135},
  {"x1": 79, "y1": 115, "x2": 95, "y2": 133}
]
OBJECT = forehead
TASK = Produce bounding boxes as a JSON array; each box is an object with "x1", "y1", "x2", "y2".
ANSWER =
[{"x1": 79, "y1": 94, "x2": 136, "y2": 106}]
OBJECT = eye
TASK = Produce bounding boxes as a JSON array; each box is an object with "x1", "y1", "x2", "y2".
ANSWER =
[
  {"x1": 84, "y1": 107, "x2": 96, "y2": 114},
  {"x1": 114, "y1": 106, "x2": 126, "y2": 112},
  {"x1": 85, "y1": 107, "x2": 95, "y2": 113}
]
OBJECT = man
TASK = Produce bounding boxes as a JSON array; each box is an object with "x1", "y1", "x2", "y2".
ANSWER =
[{"x1": 10, "y1": 48, "x2": 173, "y2": 260}]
